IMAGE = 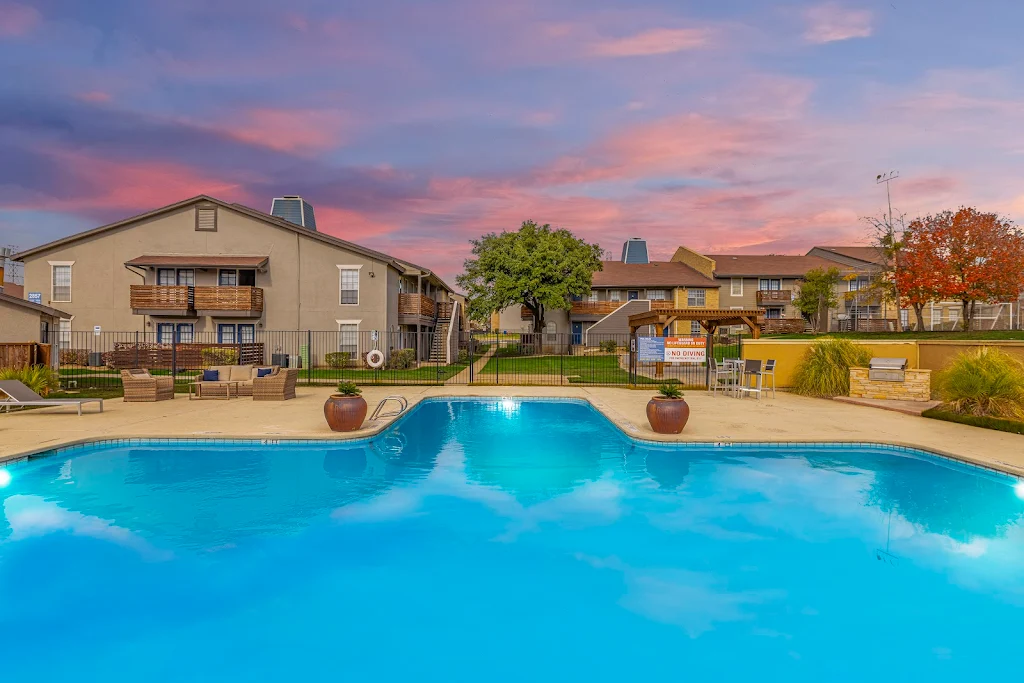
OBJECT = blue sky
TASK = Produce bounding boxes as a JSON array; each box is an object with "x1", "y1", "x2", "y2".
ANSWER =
[{"x1": 3, "y1": 0, "x2": 1024, "y2": 282}]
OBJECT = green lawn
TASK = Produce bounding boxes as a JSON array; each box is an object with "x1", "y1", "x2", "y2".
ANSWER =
[
  {"x1": 767, "y1": 330, "x2": 1024, "y2": 341},
  {"x1": 478, "y1": 354, "x2": 711, "y2": 385},
  {"x1": 303, "y1": 363, "x2": 470, "y2": 383}
]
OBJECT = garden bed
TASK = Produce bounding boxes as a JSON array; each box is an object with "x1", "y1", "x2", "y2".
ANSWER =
[{"x1": 921, "y1": 407, "x2": 1024, "y2": 435}]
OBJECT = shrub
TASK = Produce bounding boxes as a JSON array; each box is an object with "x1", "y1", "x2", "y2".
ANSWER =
[
  {"x1": 386, "y1": 348, "x2": 416, "y2": 370},
  {"x1": 0, "y1": 365, "x2": 59, "y2": 396},
  {"x1": 935, "y1": 348, "x2": 1024, "y2": 420},
  {"x1": 599, "y1": 340, "x2": 618, "y2": 353},
  {"x1": 791, "y1": 337, "x2": 872, "y2": 398},
  {"x1": 657, "y1": 384, "x2": 683, "y2": 399},
  {"x1": 922, "y1": 407, "x2": 1024, "y2": 435},
  {"x1": 59, "y1": 348, "x2": 89, "y2": 366},
  {"x1": 325, "y1": 351, "x2": 352, "y2": 369},
  {"x1": 457, "y1": 349, "x2": 470, "y2": 364},
  {"x1": 335, "y1": 381, "x2": 362, "y2": 397},
  {"x1": 201, "y1": 347, "x2": 239, "y2": 365}
]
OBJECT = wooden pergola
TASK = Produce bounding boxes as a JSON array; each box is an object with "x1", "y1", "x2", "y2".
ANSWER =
[{"x1": 628, "y1": 308, "x2": 765, "y2": 338}]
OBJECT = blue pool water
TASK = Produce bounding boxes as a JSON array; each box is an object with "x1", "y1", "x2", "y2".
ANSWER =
[{"x1": 1, "y1": 398, "x2": 1023, "y2": 681}]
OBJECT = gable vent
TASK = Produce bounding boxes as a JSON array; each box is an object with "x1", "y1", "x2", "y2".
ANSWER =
[{"x1": 196, "y1": 206, "x2": 217, "y2": 232}]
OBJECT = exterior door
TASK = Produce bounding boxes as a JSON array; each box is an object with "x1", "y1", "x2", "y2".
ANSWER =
[
  {"x1": 217, "y1": 324, "x2": 235, "y2": 344},
  {"x1": 627, "y1": 290, "x2": 639, "y2": 301},
  {"x1": 571, "y1": 322, "x2": 583, "y2": 345}
]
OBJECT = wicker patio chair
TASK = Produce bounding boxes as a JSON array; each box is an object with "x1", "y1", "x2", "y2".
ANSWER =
[
  {"x1": 120, "y1": 369, "x2": 174, "y2": 402},
  {"x1": 253, "y1": 368, "x2": 298, "y2": 401}
]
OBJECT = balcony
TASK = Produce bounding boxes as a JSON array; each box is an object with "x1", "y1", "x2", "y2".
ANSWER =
[
  {"x1": 399, "y1": 293, "x2": 436, "y2": 318},
  {"x1": 756, "y1": 289, "x2": 792, "y2": 305},
  {"x1": 570, "y1": 299, "x2": 674, "y2": 316},
  {"x1": 130, "y1": 285, "x2": 194, "y2": 315},
  {"x1": 194, "y1": 286, "x2": 264, "y2": 317}
]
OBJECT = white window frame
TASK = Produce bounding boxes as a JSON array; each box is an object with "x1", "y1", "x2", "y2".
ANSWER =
[
  {"x1": 730, "y1": 278, "x2": 743, "y2": 297},
  {"x1": 58, "y1": 317, "x2": 73, "y2": 349},
  {"x1": 587, "y1": 291, "x2": 598, "y2": 302},
  {"x1": 337, "y1": 265, "x2": 362, "y2": 306},
  {"x1": 336, "y1": 319, "x2": 361, "y2": 354},
  {"x1": 690, "y1": 320, "x2": 702, "y2": 335},
  {"x1": 609, "y1": 290, "x2": 622, "y2": 302},
  {"x1": 687, "y1": 289, "x2": 706, "y2": 307},
  {"x1": 930, "y1": 306, "x2": 942, "y2": 330},
  {"x1": 646, "y1": 289, "x2": 668, "y2": 300},
  {"x1": 49, "y1": 261, "x2": 74, "y2": 303}
]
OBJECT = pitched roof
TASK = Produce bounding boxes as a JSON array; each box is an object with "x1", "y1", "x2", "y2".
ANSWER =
[
  {"x1": 0, "y1": 291, "x2": 69, "y2": 318},
  {"x1": 2, "y1": 282, "x2": 24, "y2": 298},
  {"x1": 591, "y1": 261, "x2": 719, "y2": 288},
  {"x1": 708, "y1": 254, "x2": 843, "y2": 278},
  {"x1": 810, "y1": 246, "x2": 887, "y2": 266},
  {"x1": 124, "y1": 255, "x2": 269, "y2": 268}
]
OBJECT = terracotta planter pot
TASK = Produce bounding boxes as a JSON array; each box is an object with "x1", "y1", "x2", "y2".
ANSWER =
[
  {"x1": 324, "y1": 395, "x2": 368, "y2": 432},
  {"x1": 646, "y1": 397, "x2": 690, "y2": 434}
]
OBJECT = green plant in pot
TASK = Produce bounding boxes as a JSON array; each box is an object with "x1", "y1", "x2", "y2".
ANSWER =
[
  {"x1": 647, "y1": 383, "x2": 689, "y2": 434},
  {"x1": 324, "y1": 381, "x2": 367, "y2": 432}
]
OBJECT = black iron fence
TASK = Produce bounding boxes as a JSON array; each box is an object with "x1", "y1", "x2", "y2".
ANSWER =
[{"x1": 52, "y1": 330, "x2": 742, "y2": 389}]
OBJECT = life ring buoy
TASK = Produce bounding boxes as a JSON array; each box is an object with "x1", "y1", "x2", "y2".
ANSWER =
[{"x1": 366, "y1": 349, "x2": 386, "y2": 369}]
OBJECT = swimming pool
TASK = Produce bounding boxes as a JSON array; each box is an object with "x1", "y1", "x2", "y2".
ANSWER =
[{"x1": 1, "y1": 398, "x2": 1022, "y2": 681}]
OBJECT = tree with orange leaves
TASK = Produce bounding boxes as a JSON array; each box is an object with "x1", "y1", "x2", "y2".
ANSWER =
[{"x1": 899, "y1": 208, "x2": 1024, "y2": 331}]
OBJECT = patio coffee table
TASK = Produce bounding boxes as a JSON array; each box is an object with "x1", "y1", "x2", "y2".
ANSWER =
[{"x1": 188, "y1": 381, "x2": 241, "y2": 400}]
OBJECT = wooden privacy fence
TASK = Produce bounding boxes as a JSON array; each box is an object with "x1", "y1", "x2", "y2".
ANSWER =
[{"x1": 0, "y1": 342, "x2": 52, "y2": 369}]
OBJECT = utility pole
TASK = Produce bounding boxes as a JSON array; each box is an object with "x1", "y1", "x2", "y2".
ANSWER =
[{"x1": 875, "y1": 171, "x2": 901, "y2": 331}]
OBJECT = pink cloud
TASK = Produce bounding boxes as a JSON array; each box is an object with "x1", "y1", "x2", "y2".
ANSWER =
[
  {"x1": 590, "y1": 27, "x2": 711, "y2": 57},
  {"x1": 218, "y1": 108, "x2": 348, "y2": 154},
  {"x1": 75, "y1": 91, "x2": 112, "y2": 104},
  {"x1": 0, "y1": 2, "x2": 39, "y2": 37},
  {"x1": 803, "y1": 3, "x2": 873, "y2": 44}
]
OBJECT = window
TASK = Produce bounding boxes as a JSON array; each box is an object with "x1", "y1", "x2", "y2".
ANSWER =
[
  {"x1": 759, "y1": 279, "x2": 781, "y2": 291},
  {"x1": 176, "y1": 323, "x2": 194, "y2": 343},
  {"x1": 610, "y1": 290, "x2": 622, "y2": 302},
  {"x1": 217, "y1": 324, "x2": 235, "y2": 344},
  {"x1": 338, "y1": 266, "x2": 360, "y2": 305},
  {"x1": 177, "y1": 269, "x2": 195, "y2": 286},
  {"x1": 157, "y1": 269, "x2": 176, "y2": 286},
  {"x1": 730, "y1": 278, "x2": 743, "y2": 296},
  {"x1": 195, "y1": 205, "x2": 217, "y2": 231},
  {"x1": 159, "y1": 268, "x2": 194, "y2": 286},
  {"x1": 238, "y1": 324, "x2": 255, "y2": 343},
  {"x1": 157, "y1": 323, "x2": 175, "y2": 344},
  {"x1": 690, "y1": 320, "x2": 702, "y2": 335},
  {"x1": 647, "y1": 290, "x2": 668, "y2": 300},
  {"x1": 900, "y1": 309, "x2": 910, "y2": 328},
  {"x1": 931, "y1": 306, "x2": 942, "y2": 329},
  {"x1": 59, "y1": 318, "x2": 72, "y2": 349},
  {"x1": 338, "y1": 322, "x2": 358, "y2": 354},
  {"x1": 238, "y1": 269, "x2": 256, "y2": 287},
  {"x1": 627, "y1": 290, "x2": 639, "y2": 301},
  {"x1": 849, "y1": 277, "x2": 867, "y2": 292},
  {"x1": 587, "y1": 291, "x2": 598, "y2": 302},
  {"x1": 219, "y1": 270, "x2": 238, "y2": 286},
  {"x1": 948, "y1": 308, "x2": 960, "y2": 325},
  {"x1": 51, "y1": 264, "x2": 72, "y2": 302},
  {"x1": 687, "y1": 289, "x2": 706, "y2": 307},
  {"x1": 765, "y1": 308, "x2": 782, "y2": 319}
]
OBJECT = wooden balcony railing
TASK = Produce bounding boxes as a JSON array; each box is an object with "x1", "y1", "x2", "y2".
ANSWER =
[
  {"x1": 130, "y1": 285, "x2": 193, "y2": 312},
  {"x1": 436, "y1": 300, "x2": 454, "y2": 319},
  {"x1": 399, "y1": 293, "x2": 436, "y2": 317},
  {"x1": 194, "y1": 286, "x2": 264, "y2": 313},
  {"x1": 570, "y1": 299, "x2": 674, "y2": 316},
  {"x1": 756, "y1": 289, "x2": 792, "y2": 304}
]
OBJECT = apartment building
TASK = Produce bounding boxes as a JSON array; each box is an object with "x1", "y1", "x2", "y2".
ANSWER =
[{"x1": 13, "y1": 195, "x2": 458, "y2": 359}]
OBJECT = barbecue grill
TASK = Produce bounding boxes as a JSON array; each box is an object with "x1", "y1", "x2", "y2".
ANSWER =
[{"x1": 868, "y1": 357, "x2": 908, "y2": 382}]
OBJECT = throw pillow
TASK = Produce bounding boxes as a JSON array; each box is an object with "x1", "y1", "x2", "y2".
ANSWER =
[
  {"x1": 256, "y1": 367, "x2": 273, "y2": 378},
  {"x1": 202, "y1": 369, "x2": 219, "y2": 381}
]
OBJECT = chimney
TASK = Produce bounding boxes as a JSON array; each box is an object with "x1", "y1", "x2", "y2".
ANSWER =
[
  {"x1": 621, "y1": 237, "x2": 649, "y2": 264},
  {"x1": 270, "y1": 196, "x2": 317, "y2": 231}
]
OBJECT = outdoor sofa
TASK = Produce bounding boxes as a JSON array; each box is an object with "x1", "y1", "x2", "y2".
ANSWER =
[{"x1": 197, "y1": 365, "x2": 298, "y2": 400}]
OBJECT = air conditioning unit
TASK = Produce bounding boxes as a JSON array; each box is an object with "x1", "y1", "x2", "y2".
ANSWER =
[{"x1": 271, "y1": 353, "x2": 289, "y2": 367}]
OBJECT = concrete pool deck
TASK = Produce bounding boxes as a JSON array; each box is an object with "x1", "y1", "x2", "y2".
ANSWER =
[{"x1": 2, "y1": 386, "x2": 1023, "y2": 477}]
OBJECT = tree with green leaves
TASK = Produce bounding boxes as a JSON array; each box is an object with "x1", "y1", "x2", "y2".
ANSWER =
[
  {"x1": 457, "y1": 221, "x2": 604, "y2": 332},
  {"x1": 793, "y1": 266, "x2": 841, "y2": 333}
]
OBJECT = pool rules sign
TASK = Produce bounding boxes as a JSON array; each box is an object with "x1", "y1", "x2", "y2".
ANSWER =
[{"x1": 638, "y1": 336, "x2": 706, "y2": 363}]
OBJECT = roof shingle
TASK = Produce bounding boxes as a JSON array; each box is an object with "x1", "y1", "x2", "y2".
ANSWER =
[{"x1": 591, "y1": 261, "x2": 719, "y2": 288}]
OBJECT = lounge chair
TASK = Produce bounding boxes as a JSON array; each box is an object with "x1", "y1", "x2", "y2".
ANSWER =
[
  {"x1": 120, "y1": 369, "x2": 174, "y2": 402},
  {"x1": 0, "y1": 380, "x2": 104, "y2": 415}
]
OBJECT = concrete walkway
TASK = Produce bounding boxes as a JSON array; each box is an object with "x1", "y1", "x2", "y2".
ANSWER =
[
  {"x1": 2, "y1": 386, "x2": 1023, "y2": 476},
  {"x1": 445, "y1": 344, "x2": 496, "y2": 385}
]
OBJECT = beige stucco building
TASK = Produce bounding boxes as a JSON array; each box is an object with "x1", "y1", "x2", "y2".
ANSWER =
[
  {"x1": 13, "y1": 195, "x2": 459, "y2": 362},
  {"x1": 0, "y1": 291, "x2": 68, "y2": 344}
]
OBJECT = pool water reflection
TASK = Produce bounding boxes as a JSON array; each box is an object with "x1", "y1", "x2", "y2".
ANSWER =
[{"x1": 1, "y1": 398, "x2": 1022, "y2": 682}]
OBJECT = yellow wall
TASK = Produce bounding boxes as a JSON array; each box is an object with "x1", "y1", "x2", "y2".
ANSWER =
[
  {"x1": 669, "y1": 287, "x2": 721, "y2": 334},
  {"x1": 741, "y1": 340, "x2": 919, "y2": 387},
  {"x1": 670, "y1": 246, "x2": 716, "y2": 278},
  {"x1": 742, "y1": 338, "x2": 1024, "y2": 388}
]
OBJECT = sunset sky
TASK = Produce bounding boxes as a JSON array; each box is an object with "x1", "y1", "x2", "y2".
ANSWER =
[{"x1": 3, "y1": 0, "x2": 1024, "y2": 285}]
